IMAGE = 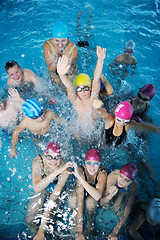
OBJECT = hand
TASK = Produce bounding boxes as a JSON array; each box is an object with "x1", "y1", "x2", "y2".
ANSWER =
[
  {"x1": 93, "y1": 98, "x2": 104, "y2": 109},
  {"x1": 108, "y1": 232, "x2": 118, "y2": 240},
  {"x1": 8, "y1": 149, "x2": 17, "y2": 158},
  {"x1": 96, "y1": 46, "x2": 106, "y2": 61},
  {"x1": 108, "y1": 186, "x2": 118, "y2": 198},
  {"x1": 49, "y1": 98, "x2": 57, "y2": 105},
  {"x1": 75, "y1": 233, "x2": 85, "y2": 240},
  {"x1": 8, "y1": 88, "x2": 20, "y2": 101},
  {"x1": 57, "y1": 55, "x2": 70, "y2": 76},
  {"x1": 72, "y1": 162, "x2": 80, "y2": 178},
  {"x1": 60, "y1": 161, "x2": 73, "y2": 174}
]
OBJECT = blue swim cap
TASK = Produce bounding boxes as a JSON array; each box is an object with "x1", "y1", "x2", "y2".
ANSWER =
[
  {"x1": 22, "y1": 98, "x2": 43, "y2": 119},
  {"x1": 52, "y1": 21, "x2": 69, "y2": 38}
]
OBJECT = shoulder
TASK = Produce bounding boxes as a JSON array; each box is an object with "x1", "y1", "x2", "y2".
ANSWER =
[
  {"x1": 43, "y1": 39, "x2": 52, "y2": 47},
  {"x1": 131, "y1": 57, "x2": 137, "y2": 65},
  {"x1": 24, "y1": 69, "x2": 35, "y2": 77}
]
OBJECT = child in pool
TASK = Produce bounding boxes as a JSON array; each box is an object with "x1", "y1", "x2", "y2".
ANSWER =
[
  {"x1": 93, "y1": 98, "x2": 160, "y2": 148},
  {"x1": 129, "y1": 198, "x2": 160, "y2": 240},
  {"x1": 127, "y1": 83, "x2": 156, "y2": 122},
  {"x1": 57, "y1": 46, "x2": 113, "y2": 130},
  {"x1": 109, "y1": 40, "x2": 137, "y2": 80},
  {"x1": 25, "y1": 142, "x2": 72, "y2": 240},
  {"x1": 43, "y1": 21, "x2": 78, "y2": 86},
  {"x1": 68, "y1": 149, "x2": 106, "y2": 240},
  {"x1": 100, "y1": 163, "x2": 138, "y2": 240},
  {"x1": 9, "y1": 98, "x2": 62, "y2": 158},
  {"x1": 5, "y1": 60, "x2": 39, "y2": 87}
]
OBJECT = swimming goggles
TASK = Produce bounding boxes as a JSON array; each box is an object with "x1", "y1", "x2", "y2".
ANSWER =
[
  {"x1": 0, "y1": 97, "x2": 3, "y2": 104},
  {"x1": 86, "y1": 161, "x2": 100, "y2": 167},
  {"x1": 116, "y1": 117, "x2": 130, "y2": 124},
  {"x1": 45, "y1": 154, "x2": 62, "y2": 161},
  {"x1": 76, "y1": 86, "x2": 90, "y2": 92},
  {"x1": 137, "y1": 92, "x2": 150, "y2": 102},
  {"x1": 124, "y1": 49, "x2": 134, "y2": 54}
]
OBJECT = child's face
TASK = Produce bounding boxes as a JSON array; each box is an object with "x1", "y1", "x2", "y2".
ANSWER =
[
  {"x1": 85, "y1": 160, "x2": 100, "y2": 175},
  {"x1": 117, "y1": 173, "x2": 132, "y2": 188},
  {"x1": 76, "y1": 85, "x2": 91, "y2": 99}
]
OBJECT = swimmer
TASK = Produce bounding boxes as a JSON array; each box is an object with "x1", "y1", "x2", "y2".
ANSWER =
[
  {"x1": 129, "y1": 198, "x2": 160, "y2": 240},
  {"x1": 93, "y1": 98, "x2": 160, "y2": 148},
  {"x1": 109, "y1": 40, "x2": 137, "y2": 79},
  {"x1": 127, "y1": 83, "x2": 156, "y2": 122},
  {"x1": 9, "y1": 98, "x2": 62, "y2": 158},
  {"x1": 43, "y1": 21, "x2": 78, "y2": 86},
  {"x1": 57, "y1": 46, "x2": 113, "y2": 130},
  {"x1": 100, "y1": 163, "x2": 138, "y2": 240},
  {"x1": 0, "y1": 88, "x2": 24, "y2": 129},
  {"x1": 68, "y1": 149, "x2": 106, "y2": 239},
  {"x1": 25, "y1": 142, "x2": 73, "y2": 240},
  {"x1": 5, "y1": 60, "x2": 39, "y2": 87}
]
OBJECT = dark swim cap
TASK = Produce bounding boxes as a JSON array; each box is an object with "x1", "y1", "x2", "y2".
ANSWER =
[
  {"x1": 85, "y1": 149, "x2": 101, "y2": 162},
  {"x1": 46, "y1": 142, "x2": 61, "y2": 154},
  {"x1": 139, "y1": 84, "x2": 156, "y2": 99},
  {"x1": 120, "y1": 163, "x2": 137, "y2": 181},
  {"x1": 22, "y1": 98, "x2": 43, "y2": 119},
  {"x1": 52, "y1": 21, "x2": 69, "y2": 38}
]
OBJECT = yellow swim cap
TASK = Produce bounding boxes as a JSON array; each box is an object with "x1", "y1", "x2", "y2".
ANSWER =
[{"x1": 74, "y1": 73, "x2": 91, "y2": 88}]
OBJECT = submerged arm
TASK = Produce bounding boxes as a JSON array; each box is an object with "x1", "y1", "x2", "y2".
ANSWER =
[{"x1": 127, "y1": 121, "x2": 160, "y2": 135}]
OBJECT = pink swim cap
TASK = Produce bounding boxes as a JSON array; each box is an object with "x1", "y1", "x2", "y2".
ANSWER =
[
  {"x1": 115, "y1": 101, "x2": 133, "y2": 120},
  {"x1": 46, "y1": 142, "x2": 61, "y2": 154},
  {"x1": 85, "y1": 149, "x2": 101, "y2": 162},
  {"x1": 139, "y1": 84, "x2": 156, "y2": 99},
  {"x1": 120, "y1": 163, "x2": 138, "y2": 181}
]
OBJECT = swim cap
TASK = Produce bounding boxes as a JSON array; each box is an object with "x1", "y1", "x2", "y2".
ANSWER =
[
  {"x1": 146, "y1": 198, "x2": 160, "y2": 223},
  {"x1": 124, "y1": 40, "x2": 135, "y2": 50},
  {"x1": 115, "y1": 101, "x2": 133, "y2": 120},
  {"x1": 52, "y1": 21, "x2": 69, "y2": 38},
  {"x1": 85, "y1": 149, "x2": 101, "y2": 162},
  {"x1": 139, "y1": 84, "x2": 156, "y2": 99},
  {"x1": 120, "y1": 163, "x2": 138, "y2": 181},
  {"x1": 74, "y1": 73, "x2": 91, "y2": 88},
  {"x1": 46, "y1": 142, "x2": 61, "y2": 155},
  {"x1": 0, "y1": 97, "x2": 3, "y2": 104},
  {"x1": 22, "y1": 98, "x2": 43, "y2": 119}
]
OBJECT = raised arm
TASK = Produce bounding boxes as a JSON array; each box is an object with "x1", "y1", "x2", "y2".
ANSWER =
[
  {"x1": 8, "y1": 88, "x2": 24, "y2": 107},
  {"x1": 57, "y1": 55, "x2": 77, "y2": 102},
  {"x1": 73, "y1": 163, "x2": 106, "y2": 201},
  {"x1": 8, "y1": 120, "x2": 26, "y2": 158},
  {"x1": 32, "y1": 160, "x2": 72, "y2": 193},
  {"x1": 91, "y1": 46, "x2": 106, "y2": 98}
]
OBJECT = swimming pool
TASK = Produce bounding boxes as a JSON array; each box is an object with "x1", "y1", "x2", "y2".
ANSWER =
[{"x1": 0, "y1": 0, "x2": 160, "y2": 239}]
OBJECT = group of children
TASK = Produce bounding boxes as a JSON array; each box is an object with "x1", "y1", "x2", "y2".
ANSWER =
[{"x1": 1, "y1": 19, "x2": 160, "y2": 240}]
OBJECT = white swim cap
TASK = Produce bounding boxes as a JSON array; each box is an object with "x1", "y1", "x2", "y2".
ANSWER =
[
  {"x1": 146, "y1": 198, "x2": 160, "y2": 223},
  {"x1": 124, "y1": 40, "x2": 135, "y2": 50}
]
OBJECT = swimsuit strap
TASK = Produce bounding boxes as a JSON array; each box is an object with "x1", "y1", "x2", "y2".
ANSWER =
[
  {"x1": 47, "y1": 40, "x2": 57, "y2": 56},
  {"x1": 145, "y1": 102, "x2": 148, "y2": 111},
  {"x1": 68, "y1": 44, "x2": 76, "y2": 58},
  {"x1": 39, "y1": 154, "x2": 46, "y2": 178}
]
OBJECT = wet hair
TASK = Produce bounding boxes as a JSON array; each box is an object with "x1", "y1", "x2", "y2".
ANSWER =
[{"x1": 5, "y1": 60, "x2": 21, "y2": 71}]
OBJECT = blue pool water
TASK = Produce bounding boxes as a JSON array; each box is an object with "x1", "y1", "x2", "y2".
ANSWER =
[{"x1": 0, "y1": 0, "x2": 160, "y2": 239}]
